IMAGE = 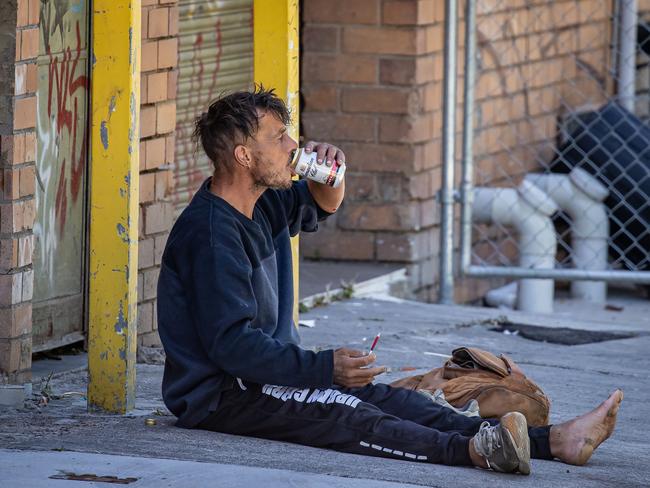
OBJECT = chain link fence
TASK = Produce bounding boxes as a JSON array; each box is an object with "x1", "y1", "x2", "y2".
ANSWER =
[{"x1": 440, "y1": 0, "x2": 650, "y2": 309}]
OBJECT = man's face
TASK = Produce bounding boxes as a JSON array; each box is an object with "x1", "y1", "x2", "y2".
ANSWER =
[{"x1": 247, "y1": 109, "x2": 298, "y2": 190}]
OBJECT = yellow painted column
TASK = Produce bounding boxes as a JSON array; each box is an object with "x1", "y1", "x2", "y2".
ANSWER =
[
  {"x1": 254, "y1": 0, "x2": 300, "y2": 326},
  {"x1": 87, "y1": 0, "x2": 140, "y2": 413}
]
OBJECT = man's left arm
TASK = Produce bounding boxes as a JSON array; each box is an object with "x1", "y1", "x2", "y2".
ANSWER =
[{"x1": 304, "y1": 141, "x2": 345, "y2": 214}]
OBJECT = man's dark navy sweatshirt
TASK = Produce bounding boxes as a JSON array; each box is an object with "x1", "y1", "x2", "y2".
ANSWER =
[{"x1": 157, "y1": 178, "x2": 335, "y2": 428}]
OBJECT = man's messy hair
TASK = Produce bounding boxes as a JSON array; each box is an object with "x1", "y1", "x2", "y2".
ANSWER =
[{"x1": 194, "y1": 85, "x2": 291, "y2": 176}]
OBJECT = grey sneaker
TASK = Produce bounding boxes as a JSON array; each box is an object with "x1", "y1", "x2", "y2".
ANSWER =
[{"x1": 473, "y1": 412, "x2": 531, "y2": 475}]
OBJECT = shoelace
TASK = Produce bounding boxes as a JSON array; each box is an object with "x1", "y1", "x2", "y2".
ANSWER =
[{"x1": 473, "y1": 421, "x2": 503, "y2": 468}]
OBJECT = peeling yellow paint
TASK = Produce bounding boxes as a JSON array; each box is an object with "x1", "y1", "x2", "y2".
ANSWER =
[
  {"x1": 87, "y1": 0, "x2": 140, "y2": 413},
  {"x1": 254, "y1": 0, "x2": 300, "y2": 327}
]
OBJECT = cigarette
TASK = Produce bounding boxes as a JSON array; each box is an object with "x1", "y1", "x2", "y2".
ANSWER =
[{"x1": 369, "y1": 333, "x2": 381, "y2": 353}]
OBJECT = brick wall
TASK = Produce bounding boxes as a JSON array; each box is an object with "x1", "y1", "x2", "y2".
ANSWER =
[
  {"x1": 138, "y1": 0, "x2": 178, "y2": 347},
  {"x1": 300, "y1": 0, "x2": 614, "y2": 303},
  {"x1": 300, "y1": 0, "x2": 446, "y2": 301},
  {"x1": 0, "y1": 0, "x2": 38, "y2": 384}
]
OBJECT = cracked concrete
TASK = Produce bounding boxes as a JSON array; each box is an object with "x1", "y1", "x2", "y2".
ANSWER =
[{"x1": 1, "y1": 298, "x2": 649, "y2": 487}]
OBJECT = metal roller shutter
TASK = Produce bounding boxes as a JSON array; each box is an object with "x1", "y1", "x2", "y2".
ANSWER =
[{"x1": 174, "y1": 0, "x2": 253, "y2": 213}]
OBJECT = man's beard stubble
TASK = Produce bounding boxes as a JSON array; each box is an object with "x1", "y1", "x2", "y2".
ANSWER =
[{"x1": 250, "y1": 152, "x2": 293, "y2": 191}]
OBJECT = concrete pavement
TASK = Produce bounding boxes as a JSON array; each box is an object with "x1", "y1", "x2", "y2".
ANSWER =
[{"x1": 1, "y1": 297, "x2": 649, "y2": 487}]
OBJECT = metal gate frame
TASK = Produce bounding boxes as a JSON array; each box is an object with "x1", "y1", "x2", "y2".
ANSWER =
[{"x1": 438, "y1": 0, "x2": 650, "y2": 304}]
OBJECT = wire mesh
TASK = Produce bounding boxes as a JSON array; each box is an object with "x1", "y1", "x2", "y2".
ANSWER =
[{"x1": 463, "y1": 0, "x2": 650, "y2": 281}]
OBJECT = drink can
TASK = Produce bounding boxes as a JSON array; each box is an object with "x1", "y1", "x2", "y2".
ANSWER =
[{"x1": 290, "y1": 148, "x2": 346, "y2": 188}]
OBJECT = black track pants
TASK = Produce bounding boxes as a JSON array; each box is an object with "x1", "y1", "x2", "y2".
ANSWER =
[{"x1": 198, "y1": 381, "x2": 553, "y2": 466}]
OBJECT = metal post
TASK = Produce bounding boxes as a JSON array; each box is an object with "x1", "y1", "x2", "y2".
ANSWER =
[
  {"x1": 88, "y1": 0, "x2": 141, "y2": 413},
  {"x1": 438, "y1": 0, "x2": 458, "y2": 304},
  {"x1": 459, "y1": 0, "x2": 477, "y2": 274},
  {"x1": 619, "y1": 0, "x2": 638, "y2": 111}
]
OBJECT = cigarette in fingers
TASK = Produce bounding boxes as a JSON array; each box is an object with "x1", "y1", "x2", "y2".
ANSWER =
[{"x1": 369, "y1": 333, "x2": 381, "y2": 354}]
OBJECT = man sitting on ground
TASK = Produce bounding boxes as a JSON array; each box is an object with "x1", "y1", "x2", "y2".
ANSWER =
[{"x1": 157, "y1": 86, "x2": 623, "y2": 475}]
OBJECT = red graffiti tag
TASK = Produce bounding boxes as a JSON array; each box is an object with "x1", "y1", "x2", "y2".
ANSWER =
[{"x1": 48, "y1": 20, "x2": 89, "y2": 235}]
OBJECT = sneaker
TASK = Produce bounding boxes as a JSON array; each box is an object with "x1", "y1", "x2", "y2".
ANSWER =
[{"x1": 473, "y1": 412, "x2": 531, "y2": 475}]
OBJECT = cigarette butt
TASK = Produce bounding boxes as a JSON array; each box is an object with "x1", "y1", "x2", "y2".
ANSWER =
[{"x1": 144, "y1": 418, "x2": 157, "y2": 426}]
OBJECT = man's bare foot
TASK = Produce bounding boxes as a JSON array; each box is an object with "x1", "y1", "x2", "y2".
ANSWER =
[{"x1": 549, "y1": 389, "x2": 623, "y2": 465}]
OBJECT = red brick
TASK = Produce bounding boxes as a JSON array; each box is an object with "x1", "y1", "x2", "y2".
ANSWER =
[
  {"x1": 0, "y1": 337, "x2": 31, "y2": 372},
  {"x1": 303, "y1": 26, "x2": 339, "y2": 53},
  {"x1": 376, "y1": 230, "x2": 434, "y2": 262},
  {"x1": 27, "y1": 0, "x2": 39, "y2": 25},
  {"x1": 142, "y1": 267, "x2": 159, "y2": 300},
  {"x1": 165, "y1": 135, "x2": 175, "y2": 164},
  {"x1": 17, "y1": 0, "x2": 29, "y2": 27},
  {"x1": 140, "y1": 74, "x2": 148, "y2": 104},
  {"x1": 419, "y1": 198, "x2": 439, "y2": 227},
  {"x1": 25, "y1": 63, "x2": 37, "y2": 93},
  {"x1": 375, "y1": 173, "x2": 404, "y2": 202},
  {"x1": 141, "y1": 8, "x2": 149, "y2": 39},
  {"x1": 157, "y1": 37, "x2": 178, "y2": 69},
  {"x1": 383, "y1": 1, "x2": 416, "y2": 25},
  {"x1": 0, "y1": 273, "x2": 23, "y2": 307},
  {"x1": 139, "y1": 330, "x2": 162, "y2": 347},
  {"x1": 344, "y1": 173, "x2": 377, "y2": 201},
  {"x1": 141, "y1": 41, "x2": 158, "y2": 72},
  {"x1": 168, "y1": 6, "x2": 179, "y2": 36},
  {"x1": 19, "y1": 165, "x2": 35, "y2": 197},
  {"x1": 338, "y1": 202, "x2": 419, "y2": 231},
  {"x1": 21, "y1": 198, "x2": 35, "y2": 229},
  {"x1": 140, "y1": 172, "x2": 156, "y2": 203},
  {"x1": 156, "y1": 101, "x2": 176, "y2": 134},
  {"x1": 24, "y1": 132, "x2": 36, "y2": 162},
  {"x1": 15, "y1": 30, "x2": 21, "y2": 61},
  {"x1": 166, "y1": 69, "x2": 178, "y2": 99},
  {"x1": 380, "y1": 56, "x2": 436, "y2": 85},
  {"x1": 341, "y1": 87, "x2": 416, "y2": 114},
  {"x1": 0, "y1": 135, "x2": 15, "y2": 165},
  {"x1": 343, "y1": 142, "x2": 415, "y2": 172},
  {"x1": 0, "y1": 238, "x2": 18, "y2": 271},
  {"x1": 14, "y1": 96, "x2": 36, "y2": 130},
  {"x1": 11, "y1": 134, "x2": 25, "y2": 164},
  {"x1": 148, "y1": 7, "x2": 169, "y2": 38},
  {"x1": 137, "y1": 301, "x2": 154, "y2": 334},
  {"x1": 20, "y1": 27, "x2": 38, "y2": 60},
  {"x1": 144, "y1": 201, "x2": 173, "y2": 234},
  {"x1": 342, "y1": 26, "x2": 418, "y2": 55},
  {"x1": 302, "y1": 114, "x2": 376, "y2": 142},
  {"x1": 140, "y1": 105, "x2": 157, "y2": 138},
  {"x1": 303, "y1": 0, "x2": 379, "y2": 25},
  {"x1": 155, "y1": 170, "x2": 172, "y2": 200},
  {"x1": 138, "y1": 237, "x2": 155, "y2": 269},
  {"x1": 2, "y1": 169, "x2": 20, "y2": 200},
  {"x1": 154, "y1": 234, "x2": 167, "y2": 265},
  {"x1": 15, "y1": 64, "x2": 27, "y2": 96},
  {"x1": 145, "y1": 137, "x2": 166, "y2": 169},
  {"x1": 379, "y1": 114, "x2": 434, "y2": 143},
  {"x1": 0, "y1": 302, "x2": 31, "y2": 339},
  {"x1": 17, "y1": 235, "x2": 32, "y2": 267},
  {"x1": 142, "y1": 0, "x2": 158, "y2": 6},
  {"x1": 300, "y1": 228, "x2": 375, "y2": 261},
  {"x1": 302, "y1": 85, "x2": 338, "y2": 112},
  {"x1": 302, "y1": 54, "x2": 377, "y2": 84},
  {"x1": 139, "y1": 141, "x2": 147, "y2": 172},
  {"x1": 146, "y1": 72, "x2": 168, "y2": 103}
]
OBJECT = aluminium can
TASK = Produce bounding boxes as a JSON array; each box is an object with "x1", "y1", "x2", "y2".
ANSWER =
[{"x1": 290, "y1": 148, "x2": 346, "y2": 188}]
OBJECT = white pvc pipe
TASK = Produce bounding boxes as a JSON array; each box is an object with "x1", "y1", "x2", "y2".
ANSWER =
[
  {"x1": 526, "y1": 168, "x2": 610, "y2": 303},
  {"x1": 473, "y1": 180, "x2": 558, "y2": 313},
  {"x1": 619, "y1": 0, "x2": 638, "y2": 112}
]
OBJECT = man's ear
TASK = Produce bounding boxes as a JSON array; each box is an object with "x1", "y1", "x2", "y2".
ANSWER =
[{"x1": 233, "y1": 144, "x2": 252, "y2": 168}]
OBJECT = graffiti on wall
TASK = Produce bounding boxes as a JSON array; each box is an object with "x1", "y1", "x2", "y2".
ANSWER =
[{"x1": 34, "y1": 0, "x2": 89, "y2": 302}]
